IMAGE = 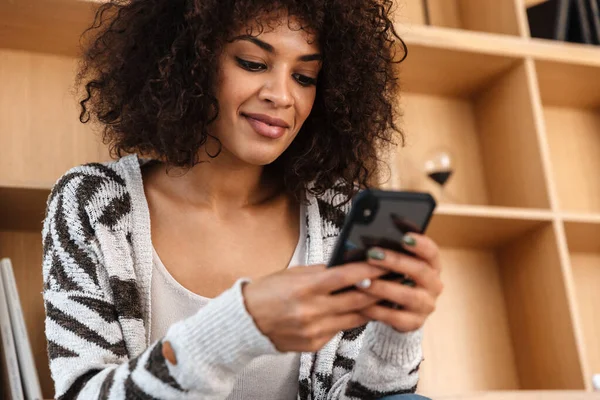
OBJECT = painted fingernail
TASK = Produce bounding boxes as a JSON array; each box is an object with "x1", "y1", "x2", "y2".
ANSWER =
[
  {"x1": 402, "y1": 278, "x2": 416, "y2": 287},
  {"x1": 367, "y1": 248, "x2": 385, "y2": 260},
  {"x1": 403, "y1": 234, "x2": 416, "y2": 247},
  {"x1": 356, "y1": 278, "x2": 372, "y2": 289}
]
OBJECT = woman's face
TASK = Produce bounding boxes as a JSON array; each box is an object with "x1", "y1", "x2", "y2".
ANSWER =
[{"x1": 209, "y1": 16, "x2": 321, "y2": 166}]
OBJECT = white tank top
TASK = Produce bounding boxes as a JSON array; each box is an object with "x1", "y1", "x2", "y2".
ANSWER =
[{"x1": 149, "y1": 205, "x2": 306, "y2": 400}]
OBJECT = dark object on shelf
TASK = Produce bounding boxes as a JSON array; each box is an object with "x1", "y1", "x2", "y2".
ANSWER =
[
  {"x1": 527, "y1": 0, "x2": 600, "y2": 44},
  {"x1": 588, "y1": 0, "x2": 600, "y2": 43},
  {"x1": 427, "y1": 171, "x2": 453, "y2": 186},
  {"x1": 569, "y1": 0, "x2": 593, "y2": 43},
  {"x1": 527, "y1": 0, "x2": 572, "y2": 40}
]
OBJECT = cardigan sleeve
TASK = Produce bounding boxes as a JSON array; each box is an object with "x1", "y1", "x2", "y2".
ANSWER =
[
  {"x1": 328, "y1": 323, "x2": 423, "y2": 399},
  {"x1": 42, "y1": 165, "x2": 279, "y2": 399}
]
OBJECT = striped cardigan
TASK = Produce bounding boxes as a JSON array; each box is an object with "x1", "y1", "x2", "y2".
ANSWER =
[{"x1": 42, "y1": 154, "x2": 423, "y2": 399}]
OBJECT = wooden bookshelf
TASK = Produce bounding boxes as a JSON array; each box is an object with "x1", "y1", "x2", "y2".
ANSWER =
[{"x1": 1, "y1": 0, "x2": 600, "y2": 398}]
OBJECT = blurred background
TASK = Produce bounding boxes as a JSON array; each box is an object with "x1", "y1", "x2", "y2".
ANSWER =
[{"x1": 0, "y1": 0, "x2": 599, "y2": 398}]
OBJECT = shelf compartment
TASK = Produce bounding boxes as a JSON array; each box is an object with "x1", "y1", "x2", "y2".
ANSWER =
[
  {"x1": 394, "y1": 56, "x2": 551, "y2": 209},
  {"x1": 564, "y1": 220, "x2": 600, "y2": 383},
  {"x1": 0, "y1": 0, "x2": 100, "y2": 57},
  {"x1": 419, "y1": 217, "x2": 585, "y2": 395},
  {"x1": 536, "y1": 61, "x2": 600, "y2": 214},
  {"x1": 430, "y1": 205, "x2": 552, "y2": 248},
  {"x1": 0, "y1": 185, "x2": 50, "y2": 231},
  {"x1": 536, "y1": 60, "x2": 600, "y2": 109},
  {"x1": 394, "y1": 0, "x2": 524, "y2": 36},
  {"x1": 0, "y1": 49, "x2": 109, "y2": 188}
]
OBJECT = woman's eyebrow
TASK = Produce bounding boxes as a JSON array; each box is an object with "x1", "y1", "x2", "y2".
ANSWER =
[{"x1": 231, "y1": 35, "x2": 322, "y2": 62}]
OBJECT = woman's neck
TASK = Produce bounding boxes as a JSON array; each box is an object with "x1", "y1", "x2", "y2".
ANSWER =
[{"x1": 146, "y1": 149, "x2": 285, "y2": 215}]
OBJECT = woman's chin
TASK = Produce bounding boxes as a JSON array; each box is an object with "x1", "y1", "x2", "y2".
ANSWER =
[
  {"x1": 232, "y1": 142, "x2": 289, "y2": 166},
  {"x1": 234, "y1": 148, "x2": 284, "y2": 166}
]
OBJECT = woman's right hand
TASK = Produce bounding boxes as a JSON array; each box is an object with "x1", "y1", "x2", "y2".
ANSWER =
[{"x1": 242, "y1": 263, "x2": 388, "y2": 352}]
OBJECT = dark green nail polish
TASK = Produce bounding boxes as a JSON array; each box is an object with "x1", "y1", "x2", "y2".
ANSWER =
[
  {"x1": 403, "y1": 235, "x2": 416, "y2": 247},
  {"x1": 402, "y1": 278, "x2": 416, "y2": 287},
  {"x1": 367, "y1": 248, "x2": 385, "y2": 260}
]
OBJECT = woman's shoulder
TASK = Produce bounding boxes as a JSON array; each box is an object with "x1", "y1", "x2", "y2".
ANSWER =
[{"x1": 46, "y1": 154, "x2": 145, "y2": 230}]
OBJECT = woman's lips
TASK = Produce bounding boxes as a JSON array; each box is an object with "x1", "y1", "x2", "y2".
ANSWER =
[{"x1": 243, "y1": 115, "x2": 287, "y2": 139}]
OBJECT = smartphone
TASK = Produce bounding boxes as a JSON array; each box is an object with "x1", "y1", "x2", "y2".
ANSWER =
[{"x1": 327, "y1": 189, "x2": 437, "y2": 306}]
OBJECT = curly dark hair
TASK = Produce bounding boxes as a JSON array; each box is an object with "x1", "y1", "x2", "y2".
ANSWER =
[{"x1": 77, "y1": 0, "x2": 407, "y2": 203}]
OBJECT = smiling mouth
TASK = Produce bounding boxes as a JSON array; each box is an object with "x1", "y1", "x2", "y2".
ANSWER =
[
  {"x1": 242, "y1": 114, "x2": 288, "y2": 139},
  {"x1": 241, "y1": 113, "x2": 290, "y2": 128}
]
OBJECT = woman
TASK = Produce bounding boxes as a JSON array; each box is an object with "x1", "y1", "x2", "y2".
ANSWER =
[{"x1": 41, "y1": 0, "x2": 443, "y2": 399}]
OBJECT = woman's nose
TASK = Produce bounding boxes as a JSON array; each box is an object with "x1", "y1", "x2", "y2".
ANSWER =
[{"x1": 258, "y1": 71, "x2": 294, "y2": 108}]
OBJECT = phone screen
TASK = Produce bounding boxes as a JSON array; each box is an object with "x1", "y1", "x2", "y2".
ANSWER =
[{"x1": 330, "y1": 194, "x2": 435, "y2": 267}]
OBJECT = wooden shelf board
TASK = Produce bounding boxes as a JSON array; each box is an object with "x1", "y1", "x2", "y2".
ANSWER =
[
  {"x1": 437, "y1": 204, "x2": 554, "y2": 220},
  {"x1": 399, "y1": 24, "x2": 600, "y2": 69},
  {"x1": 570, "y1": 253, "x2": 600, "y2": 380},
  {"x1": 562, "y1": 212, "x2": 600, "y2": 224},
  {"x1": 397, "y1": 28, "x2": 520, "y2": 97},
  {"x1": 428, "y1": 205, "x2": 552, "y2": 249},
  {"x1": 524, "y1": 0, "x2": 550, "y2": 7},
  {"x1": 544, "y1": 106, "x2": 600, "y2": 214},
  {"x1": 564, "y1": 220, "x2": 600, "y2": 253},
  {"x1": 0, "y1": 186, "x2": 50, "y2": 231},
  {"x1": 535, "y1": 60, "x2": 600, "y2": 109}
]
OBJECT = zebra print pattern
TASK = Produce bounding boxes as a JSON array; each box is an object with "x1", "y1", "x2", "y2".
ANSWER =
[{"x1": 42, "y1": 155, "x2": 422, "y2": 399}]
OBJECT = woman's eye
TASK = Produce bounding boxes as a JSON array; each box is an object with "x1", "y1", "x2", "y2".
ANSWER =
[
  {"x1": 293, "y1": 73, "x2": 317, "y2": 87},
  {"x1": 236, "y1": 57, "x2": 267, "y2": 72}
]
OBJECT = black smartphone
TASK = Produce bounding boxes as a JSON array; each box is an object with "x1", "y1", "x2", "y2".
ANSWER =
[{"x1": 327, "y1": 189, "x2": 437, "y2": 306}]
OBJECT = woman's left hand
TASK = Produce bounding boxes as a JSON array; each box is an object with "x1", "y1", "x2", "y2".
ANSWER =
[{"x1": 355, "y1": 233, "x2": 443, "y2": 333}]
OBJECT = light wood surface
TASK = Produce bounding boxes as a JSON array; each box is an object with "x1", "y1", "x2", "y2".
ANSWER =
[
  {"x1": 393, "y1": 0, "x2": 427, "y2": 26},
  {"x1": 418, "y1": 248, "x2": 520, "y2": 395},
  {"x1": 458, "y1": 0, "x2": 522, "y2": 36},
  {"x1": 429, "y1": 206, "x2": 551, "y2": 249},
  {"x1": 0, "y1": 0, "x2": 99, "y2": 56},
  {"x1": 395, "y1": 39, "x2": 519, "y2": 96},
  {"x1": 399, "y1": 24, "x2": 600, "y2": 68},
  {"x1": 425, "y1": 0, "x2": 463, "y2": 30},
  {"x1": 395, "y1": 93, "x2": 490, "y2": 205},
  {"x1": 396, "y1": 61, "x2": 550, "y2": 209},
  {"x1": 403, "y1": 0, "x2": 522, "y2": 36},
  {"x1": 475, "y1": 61, "x2": 550, "y2": 209},
  {"x1": 524, "y1": 0, "x2": 550, "y2": 7},
  {"x1": 0, "y1": 186, "x2": 50, "y2": 231},
  {"x1": 535, "y1": 60, "x2": 600, "y2": 109},
  {"x1": 570, "y1": 253, "x2": 600, "y2": 379},
  {"x1": 499, "y1": 223, "x2": 585, "y2": 389},
  {"x1": 564, "y1": 221, "x2": 600, "y2": 253},
  {"x1": 544, "y1": 107, "x2": 600, "y2": 213},
  {"x1": 0, "y1": 49, "x2": 109, "y2": 188}
]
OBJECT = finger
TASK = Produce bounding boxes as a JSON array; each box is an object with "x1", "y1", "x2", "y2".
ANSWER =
[
  {"x1": 401, "y1": 233, "x2": 441, "y2": 271},
  {"x1": 318, "y1": 289, "x2": 381, "y2": 314},
  {"x1": 311, "y1": 313, "x2": 371, "y2": 337},
  {"x1": 316, "y1": 262, "x2": 388, "y2": 294},
  {"x1": 359, "y1": 305, "x2": 424, "y2": 333},
  {"x1": 366, "y1": 248, "x2": 438, "y2": 290},
  {"x1": 356, "y1": 279, "x2": 435, "y2": 314}
]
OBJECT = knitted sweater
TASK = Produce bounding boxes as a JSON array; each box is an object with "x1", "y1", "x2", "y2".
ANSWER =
[{"x1": 41, "y1": 154, "x2": 423, "y2": 400}]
